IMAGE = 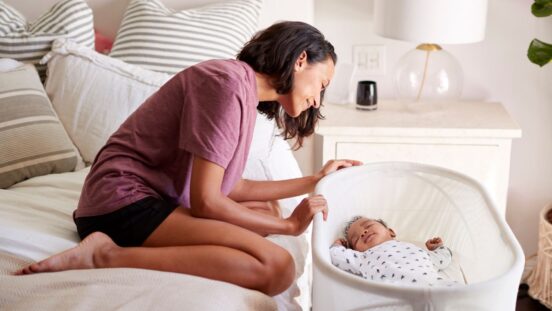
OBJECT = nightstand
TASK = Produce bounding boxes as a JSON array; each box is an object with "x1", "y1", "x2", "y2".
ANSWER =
[{"x1": 314, "y1": 101, "x2": 522, "y2": 216}]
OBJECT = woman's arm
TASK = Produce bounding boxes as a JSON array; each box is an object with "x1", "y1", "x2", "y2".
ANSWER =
[
  {"x1": 190, "y1": 156, "x2": 327, "y2": 236},
  {"x1": 228, "y1": 176, "x2": 318, "y2": 202},
  {"x1": 228, "y1": 159, "x2": 363, "y2": 202}
]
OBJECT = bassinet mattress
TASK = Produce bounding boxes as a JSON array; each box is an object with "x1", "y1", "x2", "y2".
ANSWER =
[{"x1": 0, "y1": 168, "x2": 307, "y2": 311}]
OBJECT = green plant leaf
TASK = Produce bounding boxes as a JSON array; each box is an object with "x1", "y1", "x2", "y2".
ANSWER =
[
  {"x1": 532, "y1": 0, "x2": 552, "y2": 17},
  {"x1": 528, "y1": 39, "x2": 552, "y2": 66}
]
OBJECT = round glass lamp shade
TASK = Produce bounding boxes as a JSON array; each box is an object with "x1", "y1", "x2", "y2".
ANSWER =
[{"x1": 394, "y1": 45, "x2": 463, "y2": 102}]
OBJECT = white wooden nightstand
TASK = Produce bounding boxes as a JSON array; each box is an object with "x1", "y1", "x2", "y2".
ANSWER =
[{"x1": 314, "y1": 101, "x2": 522, "y2": 216}]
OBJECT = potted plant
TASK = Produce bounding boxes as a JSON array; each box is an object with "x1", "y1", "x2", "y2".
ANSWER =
[
  {"x1": 524, "y1": 1, "x2": 552, "y2": 307},
  {"x1": 526, "y1": 204, "x2": 552, "y2": 308},
  {"x1": 527, "y1": 0, "x2": 552, "y2": 66}
]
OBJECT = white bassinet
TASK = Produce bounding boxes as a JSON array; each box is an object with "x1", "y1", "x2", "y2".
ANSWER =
[{"x1": 312, "y1": 162, "x2": 524, "y2": 311}]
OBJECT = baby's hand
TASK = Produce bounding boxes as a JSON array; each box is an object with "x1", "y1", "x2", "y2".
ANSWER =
[
  {"x1": 332, "y1": 238, "x2": 348, "y2": 248},
  {"x1": 425, "y1": 237, "x2": 443, "y2": 251}
]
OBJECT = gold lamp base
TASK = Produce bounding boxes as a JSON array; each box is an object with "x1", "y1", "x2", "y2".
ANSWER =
[
  {"x1": 416, "y1": 43, "x2": 442, "y2": 52},
  {"x1": 394, "y1": 43, "x2": 462, "y2": 102}
]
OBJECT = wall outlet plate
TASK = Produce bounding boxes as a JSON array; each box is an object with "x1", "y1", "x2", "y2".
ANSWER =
[{"x1": 353, "y1": 44, "x2": 386, "y2": 76}]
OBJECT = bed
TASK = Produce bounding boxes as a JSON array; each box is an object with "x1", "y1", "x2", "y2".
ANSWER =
[{"x1": 0, "y1": 0, "x2": 315, "y2": 310}]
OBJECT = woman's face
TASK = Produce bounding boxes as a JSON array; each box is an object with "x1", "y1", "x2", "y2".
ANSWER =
[
  {"x1": 347, "y1": 218, "x2": 396, "y2": 252},
  {"x1": 278, "y1": 52, "x2": 335, "y2": 117}
]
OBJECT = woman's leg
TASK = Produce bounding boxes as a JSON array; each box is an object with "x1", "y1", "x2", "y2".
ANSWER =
[{"x1": 15, "y1": 208, "x2": 295, "y2": 296}]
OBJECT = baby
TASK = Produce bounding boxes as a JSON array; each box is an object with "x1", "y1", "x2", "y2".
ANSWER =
[{"x1": 330, "y1": 216, "x2": 457, "y2": 287}]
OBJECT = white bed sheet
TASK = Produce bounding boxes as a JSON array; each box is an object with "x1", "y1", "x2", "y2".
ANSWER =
[{"x1": 0, "y1": 167, "x2": 308, "y2": 311}]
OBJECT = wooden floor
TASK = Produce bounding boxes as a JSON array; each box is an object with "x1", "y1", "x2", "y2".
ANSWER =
[{"x1": 517, "y1": 284, "x2": 550, "y2": 311}]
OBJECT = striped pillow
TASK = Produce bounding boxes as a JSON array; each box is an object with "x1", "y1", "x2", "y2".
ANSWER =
[
  {"x1": 109, "y1": 0, "x2": 262, "y2": 75},
  {"x1": 0, "y1": 64, "x2": 78, "y2": 189},
  {"x1": 0, "y1": 0, "x2": 94, "y2": 80}
]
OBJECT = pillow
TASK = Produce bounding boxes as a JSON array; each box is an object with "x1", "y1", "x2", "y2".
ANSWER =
[
  {"x1": 109, "y1": 0, "x2": 262, "y2": 75},
  {"x1": 0, "y1": 0, "x2": 94, "y2": 80},
  {"x1": 42, "y1": 39, "x2": 172, "y2": 164},
  {"x1": 242, "y1": 122, "x2": 305, "y2": 215},
  {"x1": 0, "y1": 58, "x2": 23, "y2": 72},
  {"x1": 0, "y1": 63, "x2": 78, "y2": 188}
]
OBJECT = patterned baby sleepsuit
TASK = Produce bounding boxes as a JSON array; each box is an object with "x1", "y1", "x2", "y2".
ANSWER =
[{"x1": 330, "y1": 240, "x2": 457, "y2": 286}]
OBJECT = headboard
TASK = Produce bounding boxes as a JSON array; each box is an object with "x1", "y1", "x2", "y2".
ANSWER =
[{"x1": 4, "y1": 0, "x2": 314, "y2": 39}]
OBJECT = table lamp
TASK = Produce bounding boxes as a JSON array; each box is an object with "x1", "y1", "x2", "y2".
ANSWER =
[{"x1": 374, "y1": 0, "x2": 488, "y2": 102}]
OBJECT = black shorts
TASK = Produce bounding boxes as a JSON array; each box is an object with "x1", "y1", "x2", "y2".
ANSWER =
[{"x1": 74, "y1": 197, "x2": 177, "y2": 247}]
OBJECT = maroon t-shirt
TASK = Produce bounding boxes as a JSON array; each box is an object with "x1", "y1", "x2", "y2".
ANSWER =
[{"x1": 75, "y1": 60, "x2": 258, "y2": 218}]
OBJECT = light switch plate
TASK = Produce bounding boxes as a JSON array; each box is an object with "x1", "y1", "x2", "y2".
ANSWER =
[{"x1": 353, "y1": 44, "x2": 386, "y2": 76}]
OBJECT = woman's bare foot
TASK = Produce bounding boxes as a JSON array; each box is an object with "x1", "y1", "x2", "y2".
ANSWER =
[{"x1": 13, "y1": 232, "x2": 117, "y2": 275}]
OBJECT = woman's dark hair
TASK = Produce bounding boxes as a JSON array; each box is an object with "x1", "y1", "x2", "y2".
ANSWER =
[{"x1": 237, "y1": 21, "x2": 337, "y2": 150}]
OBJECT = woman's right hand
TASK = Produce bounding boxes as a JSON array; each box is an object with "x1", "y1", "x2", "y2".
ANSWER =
[{"x1": 285, "y1": 195, "x2": 328, "y2": 236}]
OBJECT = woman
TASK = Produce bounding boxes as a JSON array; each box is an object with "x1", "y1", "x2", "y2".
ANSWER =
[{"x1": 15, "y1": 21, "x2": 361, "y2": 296}]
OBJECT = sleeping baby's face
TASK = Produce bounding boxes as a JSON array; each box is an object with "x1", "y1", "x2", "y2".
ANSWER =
[{"x1": 346, "y1": 218, "x2": 396, "y2": 252}]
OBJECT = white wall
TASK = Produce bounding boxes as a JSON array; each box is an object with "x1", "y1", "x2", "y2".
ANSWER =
[{"x1": 294, "y1": 0, "x2": 552, "y2": 257}]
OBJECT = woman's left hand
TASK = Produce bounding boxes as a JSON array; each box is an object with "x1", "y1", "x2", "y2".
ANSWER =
[{"x1": 315, "y1": 159, "x2": 363, "y2": 181}]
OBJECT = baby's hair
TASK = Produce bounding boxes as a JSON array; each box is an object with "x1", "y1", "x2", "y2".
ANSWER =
[
  {"x1": 343, "y1": 216, "x2": 389, "y2": 239},
  {"x1": 343, "y1": 216, "x2": 362, "y2": 238}
]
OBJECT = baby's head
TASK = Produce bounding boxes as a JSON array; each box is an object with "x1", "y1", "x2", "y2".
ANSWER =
[{"x1": 344, "y1": 216, "x2": 396, "y2": 252}]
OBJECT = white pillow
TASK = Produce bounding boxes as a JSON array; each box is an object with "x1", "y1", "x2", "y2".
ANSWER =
[
  {"x1": 242, "y1": 119, "x2": 305, "y2": 214},
  {"x1": 42, "y1": 39, "x2": 172, "y2": 164},
  {"x1": 0, "y1": 58, "x2": 24, "y2": 72}
]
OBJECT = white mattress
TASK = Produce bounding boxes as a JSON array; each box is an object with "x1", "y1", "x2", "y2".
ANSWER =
[{"x1": 0, "y1": 168, "x2": 308, "y2": 311}]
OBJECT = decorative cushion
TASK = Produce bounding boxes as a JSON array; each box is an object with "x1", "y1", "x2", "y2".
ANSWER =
[
  {"x1": 109, "y1": 0, "x2": 262, "y2": 75},
  {"x1": 0, "y1": 63, "x2": 78, "y2": 188},
  {"x1": 0, "y1": 0, "x2": 94, "y2": 80}
]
